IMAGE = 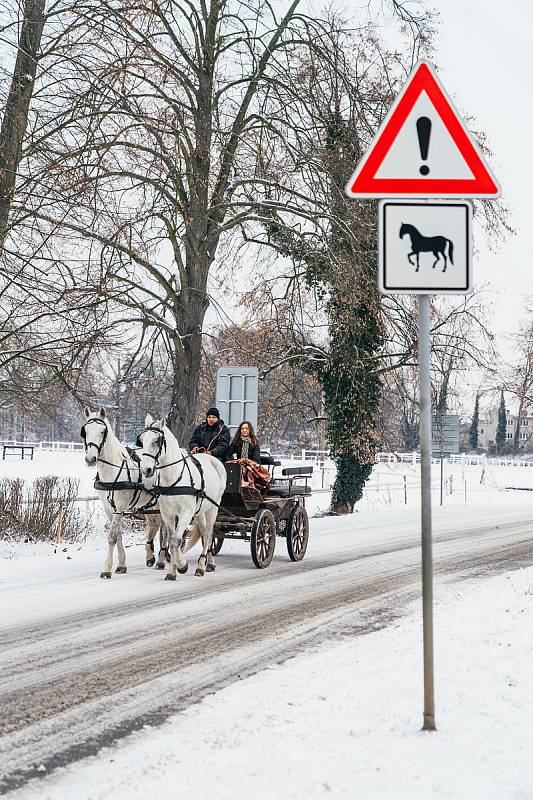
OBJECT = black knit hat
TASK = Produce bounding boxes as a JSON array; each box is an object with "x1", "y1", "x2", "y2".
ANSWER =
[{"x1": 206, "y1": 407, "x2": 220, "y2": 419}]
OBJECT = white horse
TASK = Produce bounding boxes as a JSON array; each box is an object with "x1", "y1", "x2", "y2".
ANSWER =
[
  {"x1": 81, "y1": 407, "x2": 168, "y2": 578},
  {"x1": 138, "y1": 414, "x2": 227, "y2": 579}
]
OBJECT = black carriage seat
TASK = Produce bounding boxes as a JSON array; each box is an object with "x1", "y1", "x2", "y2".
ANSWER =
[
  {"x1": 268, "y1": 465, "x2": 313, "y2": 497},
  {"x1": 260, "y1": 453, "x2": 281, "y2": 467},
  {"x1": 267, "y1": 484, "x2": 312, "y2": 497}
]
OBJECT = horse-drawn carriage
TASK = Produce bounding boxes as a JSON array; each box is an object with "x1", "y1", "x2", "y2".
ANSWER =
[
  {"x1": 212, "y1": 456, "x2": 311, "y2": 568},
  {"x1": 82, "y1": 407, "x2": 312, "y2": 578}
]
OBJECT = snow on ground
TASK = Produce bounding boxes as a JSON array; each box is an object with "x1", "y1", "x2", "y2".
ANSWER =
[
  {"x1": 3, "y1": 449, "x2": 533, "y2": 798},
  {"x1": 9, "y1": 563, "x2": 533, "y2": 800}
]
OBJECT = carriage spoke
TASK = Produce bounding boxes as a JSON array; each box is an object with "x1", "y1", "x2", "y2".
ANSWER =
[
  {"x1": 286, "y1": 506, "x2": 309, "y2": 562},
  {"x1": 251, "y1": 510, "x2": 276, "y2": 568}
]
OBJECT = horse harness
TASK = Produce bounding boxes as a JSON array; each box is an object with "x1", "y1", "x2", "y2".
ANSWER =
[
  {"x1": 138, "y1": 424, "x2": 224, "y2": 526},
  {"x1": 80, "y1": 417, "x2": 107, "y2": 453},
  {"x1": 82, "y1": 419, "x2": 222, "y2": 525},
  {"x1": 94, "y1": 460, "x2": 159, "y2": 515},
  {"x1": 82, "y1": 418, "x2": 158, "y2": 514}
]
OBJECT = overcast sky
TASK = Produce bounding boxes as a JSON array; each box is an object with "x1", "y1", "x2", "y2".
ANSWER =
[{"x1": 434, "y1": 0, "x2": 533, "y2": 345}]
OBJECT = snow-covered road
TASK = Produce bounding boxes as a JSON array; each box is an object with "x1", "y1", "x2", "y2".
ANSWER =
[{"x1": 1, "y1": 500, "x2": 532, "y2": 794}]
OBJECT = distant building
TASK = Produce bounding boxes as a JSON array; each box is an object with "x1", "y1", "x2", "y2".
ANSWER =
[{"x1": 477, "y1": 408, "x2": 533, "y2": 452}]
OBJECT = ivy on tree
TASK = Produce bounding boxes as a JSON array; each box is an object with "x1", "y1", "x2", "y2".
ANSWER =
[{"x1": 266, "y1": 111, "x2": 383, "y2": 514}]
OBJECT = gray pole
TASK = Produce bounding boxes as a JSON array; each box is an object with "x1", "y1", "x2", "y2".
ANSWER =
[
  {"x1": 439, "y1": 410, "x2": 444, "y2": 506},
  {"x1": 418, "y1": 294, "x2": 436, "y2": 731}
]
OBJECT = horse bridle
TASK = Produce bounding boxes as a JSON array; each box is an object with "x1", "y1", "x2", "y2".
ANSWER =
[
  {"x1": 137, "y1": 425, "x2": 195, "y2": 478},
  {"x1": 136, "y1": 424, "x2": 226, "y2": 543},
  {"x1": 80, "y1": 417, "x2": 108, "y2": 454},
  {"x1": 137, "y1": 425, "x2": 167, "y2": 463}
]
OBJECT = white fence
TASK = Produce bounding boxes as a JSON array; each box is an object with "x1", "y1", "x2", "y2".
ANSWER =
[
  {"x1": 39, "y1": 441, "x2": 85, "y2": 452},
  {"x1": 281, "y1": 449, "x2": 533, "y2": 470},
  {"x1": 0, "y1": 439, "x2": 84, "y2": 452},
  {"x1": 374, "y1": 452, "x2": 533, "y2": 468},
  {"x1": 6, "y1": 439, "x2": 533, "y2": 471},
  {"x1": 266, "y1": 450, "x2": 533, "y2": 494}
]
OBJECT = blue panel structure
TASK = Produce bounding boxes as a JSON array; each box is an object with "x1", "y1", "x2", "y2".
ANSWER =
[
  {"x1": 215, "y1": 367, "x2": 259, "y2": 436},
  {"x1": 431, "y1": 414, "x2": 460, "y2": 454}
]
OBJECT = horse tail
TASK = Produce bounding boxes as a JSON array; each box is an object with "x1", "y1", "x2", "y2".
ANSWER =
[{"x1": 447, "y1": 239, "x2": 454, "y2": 265}]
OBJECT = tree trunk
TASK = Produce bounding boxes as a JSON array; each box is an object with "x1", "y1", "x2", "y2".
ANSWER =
[
  {"x1": 167, "y1": 288, "x2": 210, "y2": 444},
  {"x1": 0, "y1": 0, "x2": 46, "y2": 248},
  {"x1": 331, "y1": 456, "x2": 373, "y2": 515},
  {"x1": 513, "y1": 396, "x2": 525, "y2": 454}
]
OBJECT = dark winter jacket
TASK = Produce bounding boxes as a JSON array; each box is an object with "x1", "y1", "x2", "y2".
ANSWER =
[
  {"x1": 226, "y1": 437, "x2": 261, "y2": 464},
  {"x1": 189, "y1": 420, "x2": 230, "y2": 461}
]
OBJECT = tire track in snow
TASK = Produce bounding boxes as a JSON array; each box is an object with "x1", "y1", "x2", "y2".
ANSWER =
[{"x1": 0, "y1": 520, "x2": 532, "y2": 794}]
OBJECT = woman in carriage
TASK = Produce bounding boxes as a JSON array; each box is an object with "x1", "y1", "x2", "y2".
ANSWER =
[{"x1": 226, "y1": 421, "x2": 270, "y2": 492}]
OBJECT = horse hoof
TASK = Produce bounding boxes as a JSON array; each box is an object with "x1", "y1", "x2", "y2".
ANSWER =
[
  {"x1": 194, "y1": 568, "x2": 204, "y2": 577},
  {"x1": 146, "y1": 558, "x2": 155, "y2": 567},
  {"x1": 115, "y1": 566, "x2": 127, "y2": 574},
  {"x1": 164, "y1": 573, "x2": 176, "y2": 581},
  {"x1": 177, "y1": 563, "x2": 188, "y2": 575},
  {"x1": 206, "y1": 564, "x2": 215, "y2": 572},
  {"x1": 155, "y1": 562, "x2": 165, "y2": 570},
  {"x1": 100, "y1": 572, "x2": 112, "y2": 579}
]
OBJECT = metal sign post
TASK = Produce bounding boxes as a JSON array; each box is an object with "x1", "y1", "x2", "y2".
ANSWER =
[
  {"x1": 345, "y1": 59, "x2": 500, "y2": 734},
  {"x1": 432, "y1": 414, "x2": 460, "y2": 505},
  {"x1": 418, "y1": 295, "x2": 435, "y2": 731}
]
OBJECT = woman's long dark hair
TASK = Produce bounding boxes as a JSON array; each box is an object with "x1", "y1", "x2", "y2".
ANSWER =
[{"x1": 230, "y1": 420, "x2": 257, "y2": 450}]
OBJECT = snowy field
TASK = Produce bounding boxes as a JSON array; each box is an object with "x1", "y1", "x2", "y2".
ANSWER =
[
  {"x1": 2, "y1": 447, "x2": 533, "y2": 521},
  {"x1": 2, "y1": 450, "x2": 533, "y2": 799},
  {"x1": 7, "y1": 557, "x2": 533, "y2": 800}
]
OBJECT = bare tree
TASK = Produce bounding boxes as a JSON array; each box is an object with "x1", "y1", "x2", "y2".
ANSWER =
[
  {"x1": 0, "y1": 0, "x2": 46, "y2": 248},
  {"x1": 430, "y1": 293, "x2": 496, "y2": 414},
  {"x1": 493, "y1": 318, "x2": 533, "y2": 452},
  {"x1": 197, "y1": 318, "x2": 324, "y2": 449},
  {"x1": 378, "y1": 364, "x2": 420, "y2": 450},
  {"x1": 12, "y1": 0, "x2": 333, "y2": 440},
  {"x1": 0, "y1": 0, "x2": 122, "y2": 411}
]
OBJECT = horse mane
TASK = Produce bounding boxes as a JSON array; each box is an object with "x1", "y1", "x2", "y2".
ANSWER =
[{"x1": 159, "y1": 421, "x2": 182, "y2": 454}]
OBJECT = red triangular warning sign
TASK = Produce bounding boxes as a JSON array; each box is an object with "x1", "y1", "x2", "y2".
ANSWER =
[{"x1": 345, "y1": 61, "x2": 500, "y2": 198}]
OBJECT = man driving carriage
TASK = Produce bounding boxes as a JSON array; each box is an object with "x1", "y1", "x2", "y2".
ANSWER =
[{"x1": 189, "y1": 407, "x2": 230, "y2": 461}]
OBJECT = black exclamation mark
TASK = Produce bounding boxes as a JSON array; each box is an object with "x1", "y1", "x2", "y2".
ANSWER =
[{"x1": 416, "y1": 116, "x2": 432, "y2": 176}]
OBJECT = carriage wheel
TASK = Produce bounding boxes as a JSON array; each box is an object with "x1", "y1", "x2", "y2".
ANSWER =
[
  {"x1": 286, "y1": 505, "x2": 309, "y2": 562},
  {"x1": 250, "y1": 509, "x2": 276, "y2": 569},
  {"x1": 212, "y1": 536, "x2": 224, "y2": 556}
]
